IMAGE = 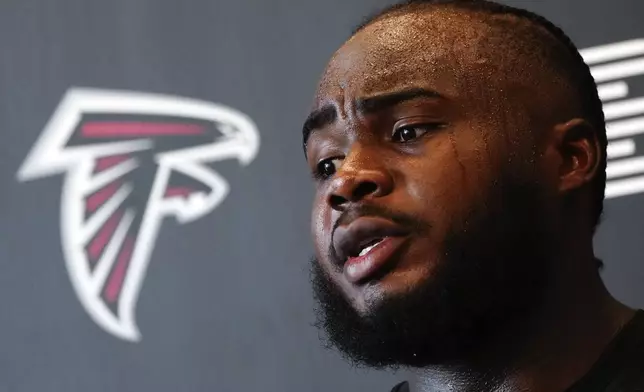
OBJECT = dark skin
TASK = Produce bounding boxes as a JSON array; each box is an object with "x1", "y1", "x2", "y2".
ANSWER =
[{"x1": 305, "y1": 8, "x2": 634, "y2": 392}]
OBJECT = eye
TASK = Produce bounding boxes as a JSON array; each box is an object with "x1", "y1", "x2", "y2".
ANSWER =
[
  {"x1": 315, "y1": 157, "x2": 343, "y2": 180},
  {"x1": 392, "y1": 124, "x2": 441, "y2": 142}
]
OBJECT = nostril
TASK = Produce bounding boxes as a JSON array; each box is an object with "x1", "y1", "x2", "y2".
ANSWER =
[
  {"x1": 329, "y1": 181, "x2": 379, "y2": 209},
  {"x1": 354, "y1": 181, "x2": 378, "y2": 199},
  {"x1": 329, "y1": 194, "x2": 348, "y2": 209}
]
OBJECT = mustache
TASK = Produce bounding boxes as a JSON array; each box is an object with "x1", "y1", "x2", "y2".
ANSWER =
[
  {"x1": 333, "y1": 204, "x2": 430, "y2": 234},
  {"x1": 328, "y1": 205, "x2": 430, "y2": 263}
]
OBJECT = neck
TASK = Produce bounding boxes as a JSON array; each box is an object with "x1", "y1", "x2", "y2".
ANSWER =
[{"x1": 414, "y1": 239, "x2": 634, "y2": 392}]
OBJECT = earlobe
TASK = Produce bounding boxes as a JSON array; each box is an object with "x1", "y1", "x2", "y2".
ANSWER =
[{"x1": 555, "y1": 118, "x2": 601, "y2": 193}]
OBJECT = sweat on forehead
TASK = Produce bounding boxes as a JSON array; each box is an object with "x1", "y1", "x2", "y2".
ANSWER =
[{"x1": 316, "y1": 7, "x2": 581, "y2": 125}]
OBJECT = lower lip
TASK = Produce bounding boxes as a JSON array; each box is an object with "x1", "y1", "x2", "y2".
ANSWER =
[{"x1": 344, "y1": 236, "x2": 408, "y2": 284}]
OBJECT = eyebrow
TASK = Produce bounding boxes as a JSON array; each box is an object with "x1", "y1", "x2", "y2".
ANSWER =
[{"x1": 302, "y1": 87, "x2": 443, "y2": 152}]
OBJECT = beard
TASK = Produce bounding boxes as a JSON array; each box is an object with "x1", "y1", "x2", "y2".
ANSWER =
[{"x1": 311, "y1": 170, "x2": 559, "y2": 369}]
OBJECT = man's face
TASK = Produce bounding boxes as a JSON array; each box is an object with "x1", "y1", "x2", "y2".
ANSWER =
[{"x1": 305, "y1": 11, "x2": 562, "y2": 367}]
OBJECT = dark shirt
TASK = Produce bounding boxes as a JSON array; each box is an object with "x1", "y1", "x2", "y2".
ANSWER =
[{"x1": 391, "y1": 310, "x2": 644, "y2": 392}]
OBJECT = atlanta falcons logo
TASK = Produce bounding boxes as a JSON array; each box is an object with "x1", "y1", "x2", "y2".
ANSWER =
[{"x1": 16, "y1": 88, "x2": 260, "y2": 341}]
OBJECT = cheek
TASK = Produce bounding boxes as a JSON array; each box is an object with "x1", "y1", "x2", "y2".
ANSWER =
[
  {"x1": 402, "y1": 129, "x2": 500, "y2": 236},
  {"x1": 311, "y1": 191, "x2": 333, "y2": 258}
]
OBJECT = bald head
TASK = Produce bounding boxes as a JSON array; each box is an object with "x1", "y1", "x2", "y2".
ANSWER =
[
  {"x1": 326, "y1": 7, "x2": 576, "y2": 135},
  {"x1": 307, "y1": 0, "x2": 606, "y2": 229},
  {"x1": 348, "y1": 0, "x2": 607, "y2": 225}
]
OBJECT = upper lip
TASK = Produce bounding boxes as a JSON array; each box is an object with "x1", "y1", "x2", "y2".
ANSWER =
[{"x1": 332, "y1": 216, "x2": 410, "y2": 264}]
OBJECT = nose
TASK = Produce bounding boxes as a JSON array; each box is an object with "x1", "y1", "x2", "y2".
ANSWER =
[{"x1": 327, "y1": 156, "x2": 394, "y2": 211}]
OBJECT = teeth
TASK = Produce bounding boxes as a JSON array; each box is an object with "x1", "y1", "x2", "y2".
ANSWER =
[{"x1": 358, "y1": 239, "x2": 383, "y2": 257}]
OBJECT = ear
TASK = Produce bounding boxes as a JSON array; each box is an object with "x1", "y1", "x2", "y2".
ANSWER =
[{"x1": 554, "y1": 118, "x2": 602, "y2": 193}]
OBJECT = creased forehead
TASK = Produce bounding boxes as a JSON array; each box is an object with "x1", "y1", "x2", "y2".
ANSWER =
[
  {"x1": 318, "y1": 10, "x2": 491, "y2": 92},
  {"x1": 315, "y1": 13, "x2": 470, "y2": 107},
  {"x1": 315, "y1": 7, "x2": 579, "y2": 125}
]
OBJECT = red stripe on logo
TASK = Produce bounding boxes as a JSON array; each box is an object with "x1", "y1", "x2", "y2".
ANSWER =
[
  {"x1": 164, "y1": 187, "x2": 195, "y2": 198},
  {"x1": 95, "y1": 155, "x2": 130, "y2": 172},
  {"x1": 87, "y1": 211, "x2": 123, "y2": 261},
  {"x1": 86, "y1": 182, "x2": 121, "y2": 212},
  {"x1": 82, "y1": 122, "x2": 205, "y2": 137},
  {"x1": 104, "y1": 237, "x2": 135, "y2": 303}
]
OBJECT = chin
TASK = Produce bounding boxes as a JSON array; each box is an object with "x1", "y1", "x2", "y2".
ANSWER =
[
  {"x1": 353, "y1": 265, "x2": 436, "y2": 316},
  {"x1": 352, "y1": 282, "x2": 388, "y2": 316}
]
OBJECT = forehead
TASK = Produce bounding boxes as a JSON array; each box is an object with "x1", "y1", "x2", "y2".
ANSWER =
[{"x1": 315, "y1": 10, "x2": 499, "y2": 104}]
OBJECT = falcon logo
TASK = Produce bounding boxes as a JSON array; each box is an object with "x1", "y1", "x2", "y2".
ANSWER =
[
  {"x1": 17, "y1": 88, "x2": 260, "y2": 341},
  {"x1": 581, "y1": 38, "x2": 644, "y2": 199}
]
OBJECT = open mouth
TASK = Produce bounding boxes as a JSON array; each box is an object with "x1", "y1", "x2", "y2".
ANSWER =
[
  {"x1": 344, "y1": 236, "x2": 409, "y2": 283},
  {"x1": 353, "y1": 238, "x2": 384, "y2": 258},
  {"x1": 332, "y1": 216, "x2": 411, "y2": 283}
]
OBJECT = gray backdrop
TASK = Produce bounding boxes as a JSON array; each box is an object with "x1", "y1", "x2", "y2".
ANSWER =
[{"x1": 1, "y1": 0, "x2": 643, "y2": 391}]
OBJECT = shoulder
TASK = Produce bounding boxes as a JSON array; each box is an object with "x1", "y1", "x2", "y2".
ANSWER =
[
  {"x1": 390, "y1": 381, "x2": 410, "y2": 392},
  {"x1": 600, "y1": 310, "x2": 644, "y2": 390}
]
